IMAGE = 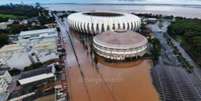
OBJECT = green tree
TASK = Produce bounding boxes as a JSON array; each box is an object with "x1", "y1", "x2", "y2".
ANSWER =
[{"x1": 0, "y1": 34, "x2": 9, "y2": 47}]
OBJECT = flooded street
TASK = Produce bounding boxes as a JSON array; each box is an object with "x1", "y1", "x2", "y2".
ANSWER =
[
  {"x1": 57, "y1": 17, "x2": 160, "y2": 101},
  {"x1": 147, "y1": 20, "x2": 201, "y2": 101}
]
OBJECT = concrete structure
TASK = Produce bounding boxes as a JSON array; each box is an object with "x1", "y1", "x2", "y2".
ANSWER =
[
  {"x1": 93, "y1": 31, "x2": 148, "y2": 60},
  {"x1": 0, "y1": 79, "x2": 8, "y2": 93},
  {"x1": 0, "y1": 20, "x2": 14, "y2": 30},
  {"x1": 68, "y1": 11, "x2": 141, "y2": 34},
  {"x1": 18, "y1": 66, "x2": 55, "y2": 86},
  {"x1": 0, "y1": 70, "x2": 12, "y2": 93},
  {"x1": 0, "y1": 44, "x2": 23, "y2": 56},
  {"x1": 0, "y1": 28, "x2": 59, "y2": 69},
  {"x1": 18, "y1": 28, "x2": 58, "y2": 46},
  {"x1": 0, "y1": 70, "x2": 12, "y2": 84},
  {"x1": 0, "y1": 39, "x2": 58, "y2": 70}
]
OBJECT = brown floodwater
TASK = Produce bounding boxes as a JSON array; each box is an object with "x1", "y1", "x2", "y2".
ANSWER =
[{"x1": 64, "y1": 32, "x2": 159, "y2": 101}]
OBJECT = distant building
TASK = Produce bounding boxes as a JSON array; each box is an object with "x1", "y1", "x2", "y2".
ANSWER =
[{"x1": 144, "y1": 18, "x2": 158, "y2": 24}]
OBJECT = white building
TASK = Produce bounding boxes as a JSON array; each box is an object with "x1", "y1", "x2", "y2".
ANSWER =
[
  {"x1": 68, "y1": 11, "x2": 141, "y2": 34},
  {"x1": 0, "y1": 28, "x2": 59, "y2": 70},
  {"x1": 0, "y1": 20, "x2": 14, "y2": 30},
  {"x1": 0, "y1": 79, "x2": 8, "y2": 93},
  {"x1": 18, "y1": 66, "x2": 55, "y2": 86},
  {"x1": 0, "y1": 70, "x2": 12, "y2": 93},
  {"x1": 0, "y1": 71, "x2": 12, "y2": 83},
  {"x1": 18, "y1": 28, "x2": 58, "y2": 46}
]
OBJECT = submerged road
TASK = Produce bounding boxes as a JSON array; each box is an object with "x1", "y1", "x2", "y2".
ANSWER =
[
  {"x1": 148, "y1": 20, "x2": 201, "y2": 101},
  {"x1": 55, "y1": 15, "x2": 159, "y2": 101}
]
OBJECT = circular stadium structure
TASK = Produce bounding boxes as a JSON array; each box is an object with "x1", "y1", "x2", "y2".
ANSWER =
[
  {"x1": 68, "y1": 12, "x2": 141, "y2": 34},
  {"x1": 93, "y1": 31, "x2": 148, "y2": 60}
]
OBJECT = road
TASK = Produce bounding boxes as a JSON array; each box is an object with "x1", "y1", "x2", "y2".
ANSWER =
[
  {"x1": 55, "y1": 15, "x2": 159, "y2": 101},
  {"x1": 147, "y1": 20, "x2": 201, "y2": 101}
]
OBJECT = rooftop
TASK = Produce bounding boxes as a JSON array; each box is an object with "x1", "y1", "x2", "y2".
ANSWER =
[
  {"x1": 0, "y1": 67, "x2": 10, "y2": 75},
  {"x1": 18, "y1": 66, "x2": 54, "y2": 85},
  {"x1": 19, "y1": 28, "x2": 57, "y2": 36},
  {"x1": 93, "y1": 31, "x2": 148, "y2": 49},
  {"x1": 18, "y1": 73, "x2": 54, "y2": 85},
  {"x1": 0, "y1": 71, "x2": 6, "y2": 75},
  {"x1": 20, "y1": 66, "x2": 52, "y2": 79},
  {"x1": 0, "y1": 44, "x2": 23, "y2": 53}
]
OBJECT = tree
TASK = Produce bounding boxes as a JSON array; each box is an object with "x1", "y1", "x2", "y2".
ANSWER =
[
  {"x1": 0, "y1": 34, "x2": 9, "y2": 47},
  {"x1": 9, "y1": 68, "x2": 21, "y2": 76},
  {"x1": 150, "y1": 38, "x2": 161, "y2": 63}
]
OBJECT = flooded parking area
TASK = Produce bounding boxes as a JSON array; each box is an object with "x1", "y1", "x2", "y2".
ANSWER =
[{"x1": 65, "y1": 31, "x2": 159, "y2": 101}]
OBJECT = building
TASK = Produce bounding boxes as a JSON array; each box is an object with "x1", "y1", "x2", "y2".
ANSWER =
[
  {"x1": 68, "y1": 11, "x2": 141, "y2": 34},
  {"x1": 144, "y1": 18, "x2": 158, "y2": 24},
  {"x1": 0, "y1": 70, "x2": 12, "y2": 84},
  {"x1": 0, "y1": 28, "x2": 59, "y2": 69},
  {"x1": 93, "y1": 31, "x2": 148, "y2": 60},
  {"x1": 0, "y1": 69, "x2": 12, "y2": 93},
  {"x1": 18, "y1": 66, "x2": 55, "y2": 86},
  {"x1": 0, "y1": 79, "x2": 8, "y2": 93},
  {"x1": 0, "y1": 20, "x2": 14, "y2": 30},
  {"x1": 8, "y1": 66, "x2": 56, "y2": 101},
  {"x1": 0, "y1": 44, "x2": 23, "y2": 56},
  {"x1": 18, "y1": 28, "x2": 58, "y2": 46}
]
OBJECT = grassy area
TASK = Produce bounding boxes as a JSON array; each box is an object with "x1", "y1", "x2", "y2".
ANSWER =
[{"x1": 0, "y1": 13, "x2": 25, "y2": 19}]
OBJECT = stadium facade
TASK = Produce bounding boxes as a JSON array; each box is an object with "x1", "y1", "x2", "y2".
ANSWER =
[
  {"x1": 68, "y1": 12, "x2": 141, "y2": 34},
  {"x1": 68, "y1": 11, "x2": 147, "y2": 60},
  {"x1": 93, "y1": 31, "x2": 147, "y2": 60}
]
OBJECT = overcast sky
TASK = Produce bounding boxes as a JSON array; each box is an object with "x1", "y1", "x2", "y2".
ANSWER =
[{"x1": 0, "y1": 0, "x2": 201, "y2": 5}]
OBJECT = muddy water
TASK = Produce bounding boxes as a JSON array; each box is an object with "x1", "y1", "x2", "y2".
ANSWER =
[
  {"x1": 44, "y1": 4, "x2": 201, "y2": 18},
  {"x1": 65, "y1": 32, "x2": 159, "y2": 101}
]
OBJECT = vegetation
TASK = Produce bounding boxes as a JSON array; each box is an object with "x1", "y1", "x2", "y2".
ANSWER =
[
  {"x1": 166, "y1": 37, "x2": 193, "y2": 72},
  {"x1": 38, "y1": 16, "x2": 55, "y2": 25},
  {"x1": 9, "y1": 68, "x2": 21, "y2": 76},
  {"x1": 0, "y1": 4, "x2": 42, "y2": 19},
  {"x1": 149, "y1": 38, "x2": 161, "y2": 64},
  {"x1": 0, "y1": 4, "x2": 54, "y2": 35},
  {"x1": 24, "y1": 59, "x2": 59, "y2": 71},
  {"x1": 0, "y1": 13, "x2": 24, "y2": 22},
  {"x1": 167, "y1": 18, "x2": 201, "y2": 66},
  {"x1": 0, "y1": 34, "x2": 9, "y2": 47},
  {"x1": 24, "y1": 62, "x2": 43, "y2": 71},
  {"x1": 8, "y1": 23, "x2": 47, "y2": 34},
  {"x1": 134, "y1": 13, "x2": 173, "y2": 19}
]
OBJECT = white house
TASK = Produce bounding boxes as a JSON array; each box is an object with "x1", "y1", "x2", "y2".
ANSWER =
[
  {"x1": 0, "y1": 70, "x2": 12, "y2": 84},
  {"x1": 0, "y1": 70, "x2": 12, "y2": 93},
  {"x1": 0, "y1": 79, "x2": 8, "y2": 93}
]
